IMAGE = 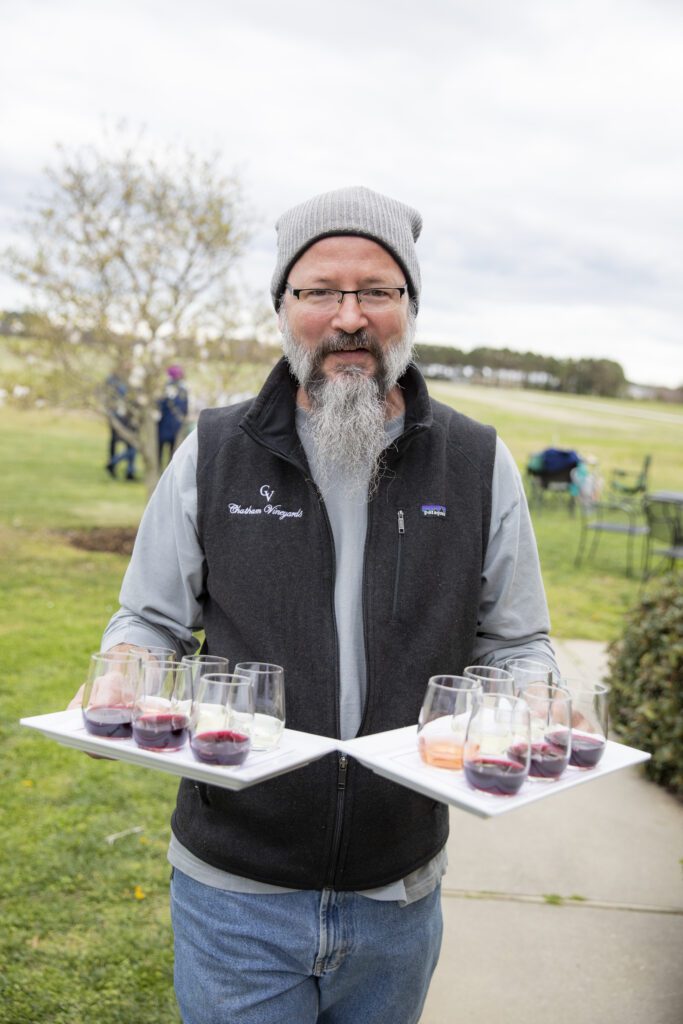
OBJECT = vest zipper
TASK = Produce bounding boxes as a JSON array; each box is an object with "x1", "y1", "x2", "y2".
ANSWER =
[
  {"x1": 328, "y1": 752, "x2": 349, "y2": 882},
  {"x1": 392, "y1": 509, "x2": 405, "y2": 618}
]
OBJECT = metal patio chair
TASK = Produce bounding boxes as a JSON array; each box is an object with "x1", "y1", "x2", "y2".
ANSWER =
[
  {"x1": 608, "y1": 454, "x2": 651, "y2": 501},
  {"x1": 642, "y1": 494, "x2": 683, "y2": 578},
  {"x1": 574, "y1": 497, "x2": 649, "y2": 577}
]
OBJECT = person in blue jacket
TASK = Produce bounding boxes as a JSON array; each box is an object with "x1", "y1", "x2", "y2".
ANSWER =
[{"x1": 158, "y1": 365, "x2": 189, "y2": 468}]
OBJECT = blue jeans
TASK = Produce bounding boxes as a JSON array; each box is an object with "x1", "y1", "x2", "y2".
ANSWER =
[{"x1": 170, "y1": 869, "x2": 443, "y2": 1024}]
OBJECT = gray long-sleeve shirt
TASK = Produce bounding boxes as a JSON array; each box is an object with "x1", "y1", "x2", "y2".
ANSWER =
[{"x1": 103, "y1": 410, "x2": 557, "y2": 903}]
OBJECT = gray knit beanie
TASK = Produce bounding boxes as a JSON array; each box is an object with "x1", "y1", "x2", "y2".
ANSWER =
[{"x1": 271, "y1": 185, "x2": 422, "y2": 310}]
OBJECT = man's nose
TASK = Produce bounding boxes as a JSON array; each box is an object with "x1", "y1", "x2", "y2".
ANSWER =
[{"x1": 330, "y1": 292, "x2": 369, "y2": 331}]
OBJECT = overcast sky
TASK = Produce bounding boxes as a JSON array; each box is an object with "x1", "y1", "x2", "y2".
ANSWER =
[{"x1": 1, "y1": 0, "x2": 682, "y2": 386}]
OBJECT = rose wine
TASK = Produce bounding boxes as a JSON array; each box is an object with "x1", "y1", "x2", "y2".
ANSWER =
[
  {"x1": 464, "y1": 755, "x2": 527, "y2": 796},
  {"x1": 418, "y1": 736, "x2": 464, "y2": 770},
  {"x1": 132, "y1": 712, "x2": 189, "y2": 751},
  {"x1": 190, "y1": 730, "x2": 250, "y2": 766},
  {"x1": 569, "y1": 732, "x2": 606, "y2": 768},
  {"x1": 83, "y1": 705, "x2": 132, "y2": 738}
]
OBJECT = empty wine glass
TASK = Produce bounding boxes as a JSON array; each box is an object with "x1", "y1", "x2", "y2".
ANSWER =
[
  {"x1": 521, "y1": 681, "x2": 572, "y2": 780},
  {"x1": 563, "y1": 679, "x2": 609, "y2": 769},
  {"x1": 464, "y1": 664, "x2": 514, "y2": 695},
  {"x1": 190, "y1": 673, "x2": 255, "y2": 766},
  {"x1": 233, "y1": 662, "x2": 285, "y2": 751},
  {"x1": 417, "y1": 675, "x2": 482, "y2": 769},
  {"x1": 506, "y1": 657, "x2": 558, "y2": 696},
  {"x1": 463, "y1": 693, "x2": 531, "y2": 796},
  {"x1": 82, "y1": 651, "x2": 140, "y2": 738},
  {"x1": 131, "y1": 660, "x2": 192, "y2": 751}
]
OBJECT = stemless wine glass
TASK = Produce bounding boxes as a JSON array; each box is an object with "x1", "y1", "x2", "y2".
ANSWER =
[
  {"x1": 563, "y1": 679, "x2": 609, "y2": 769},
  {"x1": 190, "y1": 673, "x2": 255, "y2": 766},
  {"x1": 233, "y1": 662, "x2": 285, "y2": 751},
  {"x1": 417, "y1": 675, "x2": 481, "y2": 770},
  {"x1": 131, "y1": 660, "x2": 192, "y2": 751},
  {"x1": 464, "y1": 664, "x2": 514, "y2": 695},
  {"x1": 82, "y1": 651, "x2": 140, "y2": 738},
  {"x1": 181, "y1": 653, "x2": 230, "y2": 690},
  {"x1": 521, "y1": 681, "x2": 572, "y2": 780},
  {"x1": 463, "y1": 693, "x2": 531, "y2": 796},
  {"x1": 138, "y1": 645, "x2": 177, "y2": 662},
  {"x1": 506, "y1": 657, "x2": 559, "y2": 696}
]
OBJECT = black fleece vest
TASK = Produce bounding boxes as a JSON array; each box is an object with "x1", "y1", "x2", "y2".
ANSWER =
[{"x1": 171, "y1": 359, "x2": 496, "y2": 890}]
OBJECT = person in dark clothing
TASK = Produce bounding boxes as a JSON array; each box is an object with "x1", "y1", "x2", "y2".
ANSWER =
[
  {"x1": 104, "y1": 371, "x2": 138, "y2": 480},
  {"x1": 157, "y1": 365, "x2": 189, "y2": 468},
  {"x1": 74, "y1": 187, "x2": 558, "y2": 1024}
]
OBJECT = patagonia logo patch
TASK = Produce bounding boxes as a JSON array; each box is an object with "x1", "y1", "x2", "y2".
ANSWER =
[{"x1": 421, "y1": 504, "x2": 447, "y2": 518}]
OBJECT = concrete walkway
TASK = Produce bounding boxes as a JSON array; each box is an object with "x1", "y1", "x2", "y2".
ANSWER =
[{"x1": 420, "y1": 640, "x2": 683, "y2": 1024}]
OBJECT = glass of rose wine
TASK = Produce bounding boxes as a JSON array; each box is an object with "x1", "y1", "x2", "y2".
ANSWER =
[
  {"x1": 519, "y1": 681, "x2": 572, "y2": 780},
  {"x1": 82, "y1": 652, "x2": 140, "y2": 739},
  {"x1": 563, "y1": 679, "x2": 609, "y2": 769},
  {"x1": 233, "y1": 662, "x2": 285, "y2": 751},
  {"x1": 131, "y1": 660, "x2": 192, "y2": 751},
  {"x1": 463, "y1": 693, "x2": 531, "y2": 796},
  {"x1": 190, "y1": 673, "x2": 254, "y2": 766},
  {"x1": 463, "y1": 664, "x2": 514, "y2": 695},
  {"x1": 417, "y1": 675, "x2": 482, "y2": 770}
]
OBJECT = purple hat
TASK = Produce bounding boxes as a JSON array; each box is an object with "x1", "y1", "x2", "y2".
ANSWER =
[{"x1": 167, "y1": 365, "x2": 184, "y2": 380}]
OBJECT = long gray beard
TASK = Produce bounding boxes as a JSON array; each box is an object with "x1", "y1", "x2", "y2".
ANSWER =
[{"x1": 281, "y1": 313, "x2": 416, "y2": 498}]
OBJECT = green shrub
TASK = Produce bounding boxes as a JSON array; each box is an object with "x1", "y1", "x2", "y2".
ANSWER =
[{"x1": 606, "y1": 574, "x2": 683, "y2": 797}]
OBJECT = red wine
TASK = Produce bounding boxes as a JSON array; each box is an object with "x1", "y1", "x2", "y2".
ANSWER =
[
  {"x1": 464, "y1": 756, "x2": 527, "y2": 796},
  {"x1": 83, "y1": 706, "x2": 132, "y2": 738},
  {"x1": 190, "y1": 730, "x2": 250, "y2": 766},
  {"x1": 511, "y1": 732, "x2": 569, "y2": 779},
  {"x1": 569, "y1": 733, "x2": 606, "y2": 768},
  {"x1": 132, "y1": 713, "x2": 189, "y2": 751}
]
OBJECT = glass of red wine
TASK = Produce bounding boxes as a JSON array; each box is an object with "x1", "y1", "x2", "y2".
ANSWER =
[
  {"x1": 82, "y1": 652, "x2": 140, "y2": 739},
  {"x1": 189, "y1": 673, "x2": 254, "y2": 766},
  {"x1": 505, "y1": 657, "x2": 559, "y2": 697},
  {"x1": 463, "y1": 693, "x2": 531, "y2": 796},
  {"x1": 519, "y1": 681, "x2": 572, "y2": 781},
  {"x1": 132, "y1": 660, "x2": 192, "y2": 751},
  {"x1": 417, "y1": 675, "x2": 482, "y2": 770},
  {"x1": 564, "y1": 679, "x2": 609, "y2": 769},
  {"x1": 233, "y1": 662, "x2": 286, "y2": 751},
  {"x1": 463, "y1": 664, "x2": 514, "y2": 695}
]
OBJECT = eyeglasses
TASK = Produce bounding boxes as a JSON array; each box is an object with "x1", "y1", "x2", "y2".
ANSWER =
[{"x1": 284, "y1": 283, "x2": 407, "y2": 313}]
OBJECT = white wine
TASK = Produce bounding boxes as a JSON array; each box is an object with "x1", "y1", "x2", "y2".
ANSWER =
[{"x1": 251, "y1": 713, "x2": 284, "y2": 751}]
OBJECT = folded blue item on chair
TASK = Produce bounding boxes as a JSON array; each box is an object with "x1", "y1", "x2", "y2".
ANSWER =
[{"x1": 537, "y1": 448, "x2": 581, "y2": 474}]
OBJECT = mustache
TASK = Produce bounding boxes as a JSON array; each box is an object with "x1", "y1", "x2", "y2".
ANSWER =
[{"x1": 311, "y1": 331, "x2": 384, "y2": 372}]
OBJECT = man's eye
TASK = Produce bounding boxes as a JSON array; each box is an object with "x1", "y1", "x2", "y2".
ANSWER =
[
  {"x1": 303, "y1": 289, "x2": 336, "y2": 299},
  {"x1": 362, "y1": 289, "x2": 391, "y2": 299}
]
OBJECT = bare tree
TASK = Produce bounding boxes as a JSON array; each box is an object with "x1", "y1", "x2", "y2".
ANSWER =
[{"x1": 5, "y1": 128, "x2": 255, "y2": 493}]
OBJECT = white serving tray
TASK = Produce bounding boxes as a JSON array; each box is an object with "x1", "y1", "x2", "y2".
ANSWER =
[
  {"x1": 20, "y1": 709, "x2": 338, "y2": 791},
  {"x1": 338, "y1": 726, "x2": 651, "y2": 819}
]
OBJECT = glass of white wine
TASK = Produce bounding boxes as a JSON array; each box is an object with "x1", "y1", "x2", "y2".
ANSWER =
[{"x1": 233, "y1": 662, "x2": 285, "y2": 751}]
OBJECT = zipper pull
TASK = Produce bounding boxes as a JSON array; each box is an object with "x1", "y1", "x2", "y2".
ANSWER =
[
  {"x1": 338, "y1": 753, "x2": 348, "y2": 789},
  {"x1": 397, "y1": 509, "x2": 405, "y2": 534}
]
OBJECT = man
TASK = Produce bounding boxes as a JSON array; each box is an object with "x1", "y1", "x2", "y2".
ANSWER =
[
  {"x1": 95, "y1": 186, "x2": 557, "y2": 1023},
  {"x1": 157, "y1": 364, "x2": 189, "y2": 468}
]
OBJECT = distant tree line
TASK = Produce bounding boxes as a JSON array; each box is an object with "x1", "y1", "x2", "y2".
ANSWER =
[{"x1": 414, "y1": 343, "x2": 628, "y2": 398}]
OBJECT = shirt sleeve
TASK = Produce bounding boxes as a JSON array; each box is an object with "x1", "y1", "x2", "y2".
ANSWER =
[
  {"x1": 101, "y1": 430, "x2": 204, "y2": 657},
  {"x1": 471, "y1": 437, "x2": 559, "y2": 673}
]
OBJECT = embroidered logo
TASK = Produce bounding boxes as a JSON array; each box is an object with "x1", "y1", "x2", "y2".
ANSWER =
[
  {"x1": 228, "y1": 484, "x2": 303, "y2": 521},
  {"x1": 421, "y1": 504, "x2": 447, "y2": 518}
]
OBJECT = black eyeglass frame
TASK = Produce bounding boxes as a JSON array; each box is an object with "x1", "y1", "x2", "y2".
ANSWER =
[{"x1": 283, "y1": 283, "x2": 408, "y2": 305}]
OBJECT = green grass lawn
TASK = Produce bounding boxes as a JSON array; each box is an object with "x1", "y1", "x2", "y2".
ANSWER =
[{"x1": 0, "y1": 388, "x2": 681, "y2": 1022}]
